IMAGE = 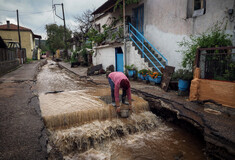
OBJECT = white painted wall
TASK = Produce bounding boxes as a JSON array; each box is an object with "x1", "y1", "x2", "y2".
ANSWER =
[
  {"x1": 94, "y1": 13, "x2": 113, "y2": 32},
  {"x1": 92, "y1": 42, "x2": 151, "y2": 72},
  {"x1": 144, "y1": 0, "x2": 235, "y2": 70},
  {"x1": 93, "y1": 45, "x2": 116, "y2": 70},
  {"x1": 145, "y1": 25, "x2": 185, "y2": 69},
  {"x1": 126, "y1": 41, "x2": 151, "y2": 71}
]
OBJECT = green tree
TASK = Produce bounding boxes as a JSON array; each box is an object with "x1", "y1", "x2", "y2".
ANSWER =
[
  {"x1": 178, "y1": 23, "x2": 232, "y2": 71},
  {"x1": 45, "y1": 24, "x2": 72, "y2": 53}
]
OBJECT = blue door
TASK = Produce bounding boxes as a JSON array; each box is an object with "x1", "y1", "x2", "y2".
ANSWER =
[
  {"x1": 116, "y1": 53, "x2": 124, "y2": 72},
  {"x1": 115, "y1": 47, "x2": 124, "y2": 72},
  {"x1": 133, "y1": 5, "x2": 144, "y2": 40}
]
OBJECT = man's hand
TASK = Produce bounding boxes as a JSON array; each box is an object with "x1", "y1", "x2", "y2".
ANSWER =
[
  {"x1": 116, "y1": 106, "x2": 121, "y2": 113},
  {"x1": 128, "y1": 99, "x2": 132, "y2": 110}
]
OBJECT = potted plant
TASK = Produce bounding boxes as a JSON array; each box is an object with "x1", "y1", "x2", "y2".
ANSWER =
[
  {"x1": 138, "y1": 69, "x2": 149, "y2": 80},
  {"x1": 148, "y1": 71, "x2": 162, "y2": 84},
  {"x1": 125, "y1": 64, "x2": 137, "y2": 77},
  {"x1": 173, "y1": 69, "x2": 193, "y2": 91},
  {"x1": 70, "y1": 51, "x2": 80, "y2": 68}
]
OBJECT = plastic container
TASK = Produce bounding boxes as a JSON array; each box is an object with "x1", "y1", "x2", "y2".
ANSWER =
[
  {"x1": 149, "y1": 76, "x2": 162, "y2": 84},
  {"x1": 128, "y1": 70, "x2": 136, "y2": 77},
  {"x1": 178, "y1": 79, "x2": 190, "y2": 91},
  {"x1": 120, "y1": 109, "x2": 130, "y2": 118}
]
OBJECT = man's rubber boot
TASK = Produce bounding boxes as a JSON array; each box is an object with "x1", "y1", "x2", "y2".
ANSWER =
[
  {"x1": 111, "y1": 97, "x2": 116, "y2": 107},
  {"x1": 122, "y1": 97, "x2": 129, "y2": 105}
]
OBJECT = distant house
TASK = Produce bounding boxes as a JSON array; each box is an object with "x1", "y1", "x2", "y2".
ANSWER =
[
  {"x1": 0, "y1": 20, "x2": 41, "y2": 59},
  {"x1": 91, "y1": 0, "x2": 235, "y2": 72}
]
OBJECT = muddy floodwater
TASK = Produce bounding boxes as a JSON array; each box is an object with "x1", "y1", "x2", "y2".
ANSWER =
[{"x1": 37, "y1": 60, "x2": 206, "y2": 160}]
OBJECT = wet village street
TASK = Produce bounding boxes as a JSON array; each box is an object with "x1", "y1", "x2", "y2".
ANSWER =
[
  {"x1": 1, "y1": 59, "x2": 234, "y2": 160},
  {"x1": 1, "y1": 0, "x2": 235, "y2": 159},
  {"x1": 36, "y1": 60, "x2": 206, "y2": 159}
]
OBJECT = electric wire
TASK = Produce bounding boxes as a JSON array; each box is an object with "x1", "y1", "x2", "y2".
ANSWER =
[
  {"x1": 33, "y1": 11, "x2": 54, "y2": 32},
  {"x1": 0, "y1": 8, "x2": 52, "y2": 15}
]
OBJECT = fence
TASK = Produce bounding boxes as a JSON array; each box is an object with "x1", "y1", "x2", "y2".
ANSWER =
[
  {"x1": 195, "y1": 46, "x2": 235, "y2": 82},
  {"x1": 190, "y1": 46, "x2": 235, "y2": 108},
  {"x1": 0, "y1": 48, "x2": 17, "y2": 61},
  {"x1": 0, "y1": 48, "x2": 26, "y2": 63}
]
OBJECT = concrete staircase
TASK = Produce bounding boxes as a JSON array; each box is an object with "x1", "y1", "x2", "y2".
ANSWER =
[{"x1": 132, "y1": 42, "x2": 166, "y2": 72}]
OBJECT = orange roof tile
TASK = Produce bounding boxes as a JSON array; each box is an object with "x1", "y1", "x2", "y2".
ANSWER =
[{"x1": 0, "y1": 23, "x2": 32, "y2": 31}]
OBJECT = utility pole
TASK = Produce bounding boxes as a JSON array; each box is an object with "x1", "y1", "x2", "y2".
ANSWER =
[
  {"x1": 16, "y1": 9, "x2": 21, "y2": 49},
  {"x1": 53, "y1": 3, "x2": 68, "y2": 59},
  {"x1": 123, "y1": 0, "x2": 127, "y2": 71},
  {"x1": 61, "y1": 3, "x2": 67, "y2": 59}
]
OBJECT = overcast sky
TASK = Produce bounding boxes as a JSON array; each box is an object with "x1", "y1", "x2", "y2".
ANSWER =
[{"x1": 0, "y1": 0, "x2": 106, "y2": 39}]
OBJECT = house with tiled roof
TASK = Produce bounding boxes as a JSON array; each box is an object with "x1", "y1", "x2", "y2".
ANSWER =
[{"x1": 0, "y1": 20, "x2": 41, "y2": 59}]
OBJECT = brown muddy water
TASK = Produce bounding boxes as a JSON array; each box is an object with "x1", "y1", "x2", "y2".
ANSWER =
[{"x1": 37, "y1": 61, "x2": 206, "y2": 160}]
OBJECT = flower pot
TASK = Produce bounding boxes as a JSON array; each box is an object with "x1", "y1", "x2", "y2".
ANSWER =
[
  {"x1": 149, "y1": 76, "x2": 162, "y2": 84},
  {"x1": 154, "y1": 76, "x2": 162, "y2": 84},
  {"x1": 128, "y1": 70, "x2": 136, "y2": 77},
  {"x1": 145, "y1": 75, "x2": 150, "y2": 81},
  {"x1": 178, "y1": 79, "x2": 190, "y2": 91},
  {"x1": 138, "y1": 73, "x2": 145, "y2": 80}
]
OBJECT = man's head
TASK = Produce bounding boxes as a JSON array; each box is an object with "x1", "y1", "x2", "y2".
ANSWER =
[{"x1": 120, "y1": 79, "x2": 130, "y2": 90}]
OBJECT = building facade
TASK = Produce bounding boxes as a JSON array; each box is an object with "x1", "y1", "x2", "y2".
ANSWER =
[
  {"x1": 0, "y1": 21, "x2": 41, "y2": 59},
  {"x1": 92, "y1": 0, "x2": 235, "y2": 71}
]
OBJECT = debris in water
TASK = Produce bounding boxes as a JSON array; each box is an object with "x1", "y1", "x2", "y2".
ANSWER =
[
  {"x1": 45, "y1": 90, "x2": 64, "y2": 94},
  {"x1": 204, "y1": 108, "x2": 221, "y2": 115}
]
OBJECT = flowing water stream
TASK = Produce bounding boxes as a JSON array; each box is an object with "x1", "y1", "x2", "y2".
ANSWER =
[{"x1": 37, "y1": 60, "x2": 206, "y2": 160}]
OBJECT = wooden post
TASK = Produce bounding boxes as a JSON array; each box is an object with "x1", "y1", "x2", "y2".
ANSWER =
[{"x1": 196, "y1": 48, "x2": 200, "y2": 68}]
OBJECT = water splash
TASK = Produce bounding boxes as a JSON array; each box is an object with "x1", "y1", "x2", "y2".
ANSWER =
[
  {"x1": 40, "y1": 90, "x2": 149, "y2": 129},
  {"x1": 51, "y1": 112, "x2": 161, "y2": 155}
]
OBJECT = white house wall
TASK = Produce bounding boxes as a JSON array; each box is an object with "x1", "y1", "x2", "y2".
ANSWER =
[
  {"x1": 126, "y1": 41, "x2": 151, "y2": 71},
  {"x1": 143, "y1": 0, "x2": 235, "y2": 69},
  {"x1": 93, "y1": 46, "x2": 116, "y2": 70},
  {"x1": 94, "y1": 13, "x2": 113, "y2": 32}
]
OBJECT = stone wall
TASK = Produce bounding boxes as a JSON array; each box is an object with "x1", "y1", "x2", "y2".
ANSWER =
[{"x1": 0, "y1": 60, "x2": 19, "y2": 76}]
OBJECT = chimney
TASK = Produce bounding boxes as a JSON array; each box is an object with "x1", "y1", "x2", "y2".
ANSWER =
[{"x1": 6, "y1": 20, "x2": 10, "y2": 29}]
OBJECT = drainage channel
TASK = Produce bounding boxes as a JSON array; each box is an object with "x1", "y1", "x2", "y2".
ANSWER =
[{"x1": 37, "y1": 60, "x2": 207, "y2": 160}]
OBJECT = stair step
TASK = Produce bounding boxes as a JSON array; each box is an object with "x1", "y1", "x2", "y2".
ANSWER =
[
  {"x1": 152, "y1": 67, "x2": 163, "y2": 72},
  {"x1": 138, "y1": 51, "x2": 159, "y2": 59},
  {"x1": 144, "y1": 56, "x2": 162, "y2": 63},
  {"x1": 131, "y1": 39, "x2": 166, "y2": 71},
  {"x1": 149, "y1": 62, "x2": 164, "y2": 67}
]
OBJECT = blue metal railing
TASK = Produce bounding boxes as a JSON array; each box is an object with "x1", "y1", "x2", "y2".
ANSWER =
[{"x1": 129, "y1": 23, "x2": 168, "y2": 73}]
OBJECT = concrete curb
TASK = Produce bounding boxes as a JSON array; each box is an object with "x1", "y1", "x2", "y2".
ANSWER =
[{"x1": 33, "y1": 59, "x2": 47, "y2": 81}]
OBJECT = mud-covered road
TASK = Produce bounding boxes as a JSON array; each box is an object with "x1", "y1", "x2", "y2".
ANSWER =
[{"x1": 0, "y1": 61, "x2": 47, "y2": 160}]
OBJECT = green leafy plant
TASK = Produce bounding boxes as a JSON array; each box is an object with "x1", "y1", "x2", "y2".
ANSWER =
[
  {"x1": 26, "y1": 58, "x2": 34, "y2": 64},
  {"x1": 172, "y1": 69, "x2": 193, "y2": 81},
  {"x1": 125, "y1": 64, "x2": 136, "y2": 70},
  {"x1": 70, "y1": 51, "x2": 78, "y2": 63},
  {"x1": 138, "y1": 69, "x2": 151, "y2": 77},
  {"x1": 177, "y1": 22, "x2": 232, "y2": 71},
  {"x1": 114, "y1": 0, "x2": 140, "y2": 12}
]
